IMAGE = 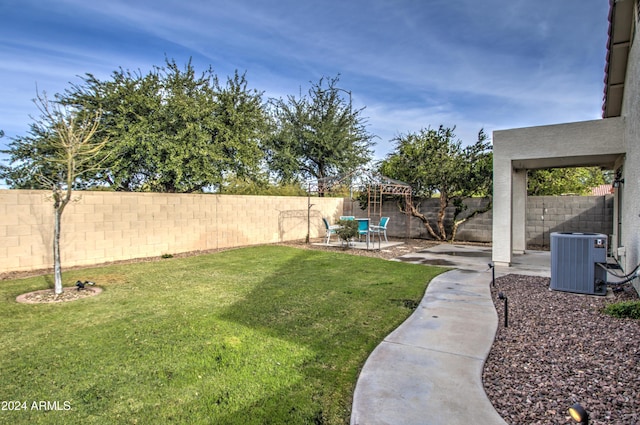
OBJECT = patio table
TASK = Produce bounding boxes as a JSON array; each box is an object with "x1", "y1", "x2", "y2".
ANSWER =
[{"x1": 356, "y1": 217, "x2": 383, "y2": 250}]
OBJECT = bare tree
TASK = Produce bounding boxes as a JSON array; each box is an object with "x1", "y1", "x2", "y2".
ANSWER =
[{"x1": 34, "y1": 93, "x2": 108, "y2": 294}]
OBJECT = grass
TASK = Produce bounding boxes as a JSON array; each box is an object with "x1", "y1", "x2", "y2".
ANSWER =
[{"x1": 0, "y1": 246, "x2": 443, "y2": 425}]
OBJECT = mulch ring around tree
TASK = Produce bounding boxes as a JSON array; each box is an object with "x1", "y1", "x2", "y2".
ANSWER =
[{"x1": 16, "y1": 286, "x2": 103, "y2": 304}]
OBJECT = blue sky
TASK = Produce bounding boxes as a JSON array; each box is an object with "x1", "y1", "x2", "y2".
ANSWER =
[{"x1": 0, "y1": 0, "x2": 610, "y2": 173}]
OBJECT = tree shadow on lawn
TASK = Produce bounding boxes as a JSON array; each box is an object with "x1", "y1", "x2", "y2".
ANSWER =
[
  {"x1": 0, "y1": 246, "x2": 433, "y2": 425},
  {"x1": 216, "y1": 247, "x2": 433, "y2": 424}
]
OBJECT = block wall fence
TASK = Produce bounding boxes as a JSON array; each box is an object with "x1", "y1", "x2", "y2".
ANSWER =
[
  {"x1": 0, "y1": 190, "x2": 343, "y2": 274},
  {"x1": 345, "y1": 194, "x2": 614, "y2": 247},
  {"x1": 1, "y1": 190, "x2": 613, "y2": 275}
]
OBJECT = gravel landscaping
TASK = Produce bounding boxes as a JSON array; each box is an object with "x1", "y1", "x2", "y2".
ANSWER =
[{"x1": 484, "y1": 274, "x2": 640, "y2": 425}]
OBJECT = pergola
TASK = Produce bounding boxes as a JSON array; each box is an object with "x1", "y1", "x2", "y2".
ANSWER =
[{"x1": 307, "y1": 169, "x2": 413, "y2": 237}]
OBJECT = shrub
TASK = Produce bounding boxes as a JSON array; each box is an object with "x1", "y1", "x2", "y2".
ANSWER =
[
  {"x1": 335, "y1": 219, "x2": 359, "y2": 244},
  {"x1": 603, "y1": 300, "x2": 640, "y2": 319}
]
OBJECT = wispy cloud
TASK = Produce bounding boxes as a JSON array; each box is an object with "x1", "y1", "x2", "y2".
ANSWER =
[{"x1": 0, "y1": 0, "x2": 611, "y2": 164}]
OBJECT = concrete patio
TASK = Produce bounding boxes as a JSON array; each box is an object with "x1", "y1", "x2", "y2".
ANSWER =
[
  {"x1": 395, "y1": 242, "x2": 551, "y2": 277},
  {"x1": 312, "y1": 239, "x2": 405, "y2": 251}
]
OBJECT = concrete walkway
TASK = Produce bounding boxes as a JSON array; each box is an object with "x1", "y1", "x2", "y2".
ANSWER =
[{"x1": 350, "y1": 244, "x2": 550, "y2": 425}]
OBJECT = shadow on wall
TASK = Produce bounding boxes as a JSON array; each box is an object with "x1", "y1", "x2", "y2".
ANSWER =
[
  {"x1": 278, "y1": 210, "x2": 322, "y2": 242},
  {"x1": 32, "y1": 195, "x2": 54, "y2": 270}
]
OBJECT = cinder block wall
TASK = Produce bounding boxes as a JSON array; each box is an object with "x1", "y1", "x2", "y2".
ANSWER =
[
  {"x1": 345, "y1": 195, "x2": 613, "y2": 248},
  {"x1": 526, "y1": 196, "x2": 613, "y2": 248},
  {"x1": 1, "y1": 190, "x2": 614, "y2": 274},
  {"x1": 0, "y1": 190, "x2": 343, "y2": 274}
]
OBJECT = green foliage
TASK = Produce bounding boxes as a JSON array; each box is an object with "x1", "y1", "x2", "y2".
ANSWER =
[
  {"x1": 603, "y1": 300, "x2": 640, "y2": 319},
  {"x1": 1, "y1": 119, "x2": 60, "y2": 189},
  {"x1": 0, "y1": 96, "x2": 108, "y2": 190},
  {"x1": 335, "y1": 219, "x2": 359, "y2": 243},
  {"x1": 56, "y1": 59, "x2": 267, "y2": 192},
  {"x1": 325, "y1": 183, "x2": 352, "y2": 198},
  {"x1": 0, "y1": 246, "x2": 442, "y2": 424},
  {"x1": 379, "y1": 125, "x2": 492, "y2": 240},
  {"x1": 380, "y1": 126, "x2": 492, "y2": 199},
  {"x1": 3, "y1": 66, "x2": 378, "y2": 195},
  {"x1": 218, "y1": 176, "x2": 307, "y2": 196},
  {"x1": 527, "y1": 167, "x2": 608, "y2": 196},
  {"x1": 266, "y1": 75, "x2": 374, "y2": 186}
]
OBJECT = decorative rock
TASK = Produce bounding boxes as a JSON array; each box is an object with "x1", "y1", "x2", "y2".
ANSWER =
[{"x1": 483, "y1": 274, "x2": 639, "y2": 424}]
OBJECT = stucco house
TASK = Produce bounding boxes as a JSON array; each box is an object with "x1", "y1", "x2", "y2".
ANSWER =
[{"x1": 492, "y1": 0, "x2": 640, "y2": 291}]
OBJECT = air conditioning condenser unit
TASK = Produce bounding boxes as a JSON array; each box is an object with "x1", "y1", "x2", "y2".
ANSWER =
[{"x1": 550, "y1": 232, "x2": 607, "y2": 295}]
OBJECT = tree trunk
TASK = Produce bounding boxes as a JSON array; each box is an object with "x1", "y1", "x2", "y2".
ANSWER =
[
  {"x1": 436, "y1": 194, "x2": 448, "y2": 241},
  {"x1": 450, "y1": 199, "x2": 492, "y2": 242},
  {"x1": 403, "y1": 200, "x2": 443, "y2": 241},
  {"x1": 53, "y1": 207, "x2": 63, "y2": 295},
  {"x1": 52, "y1": 185, "x2": 71, "y2": 296}
]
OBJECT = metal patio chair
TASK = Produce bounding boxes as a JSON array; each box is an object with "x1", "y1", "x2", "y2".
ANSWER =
[
  {"x1": 322, "y1": 217, "x2": 341, "y2": 244},
  {"x1": 369, "y1": 217, "x2": 390, "y2": 243}
]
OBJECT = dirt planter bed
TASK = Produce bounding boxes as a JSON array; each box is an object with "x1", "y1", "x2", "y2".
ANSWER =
[{"x1": 16, "y1": 286, "x2": 103, "y2": 304}]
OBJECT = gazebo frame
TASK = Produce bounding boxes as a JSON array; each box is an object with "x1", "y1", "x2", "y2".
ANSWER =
[{"x1": 307, "y1": 170, "x2": 413, "y2": 238}]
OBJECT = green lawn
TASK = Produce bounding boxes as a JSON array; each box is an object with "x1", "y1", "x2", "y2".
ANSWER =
[{"x1": 0, "y1": 246, "x2": 443, "y2": 425}]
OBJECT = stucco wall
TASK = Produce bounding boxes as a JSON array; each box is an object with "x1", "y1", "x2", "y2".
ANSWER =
[
  {"x1": 0, "y1": 190, "x2": 343, "y2": 274},
  {"x1": 621, "y1": 19, "x2": 640, "y2": 290},
  {"x1": 492, "y1": 118, "x2": 625, "y2": 265},
  {"x1": 493, "y1": 119, "x2": 626, "y2": 168}
]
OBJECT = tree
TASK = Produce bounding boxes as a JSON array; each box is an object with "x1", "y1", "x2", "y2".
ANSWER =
[
  {"x1": 0, "y1": 93, "x2": 108, "y2": 294},
  {"x1": 379, "y1": 125, "x2": 492, "y2": 241},
  {"x1": 0, "y1": 111, "x2": 106, "y2": 190},
  {"x1": 218, "y1": 175, "x2": 307, "y2": 196},
  {"x1": 60, "y1": 59, "x2": 267, "y2": 192},
  {"x1": 266, "y1": 75, "x2": 374, "y2": 193},
  {"x1": 527, "y1": 167, "x2": 608, "y2": 196}
]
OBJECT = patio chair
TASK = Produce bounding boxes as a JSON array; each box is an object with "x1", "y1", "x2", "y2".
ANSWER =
[
  {"x1": 369, "y1": 217, "x2": 390, "y2": 243},
  {"x1": 339, "y1": 215, "x2": 355, "y2": 221},
  {"x1": 357, "y1": 218, "x2": 370, "y2": 243},
  {"x1": 322, "y1": 217, "x2": 341, "y2": 244}
]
